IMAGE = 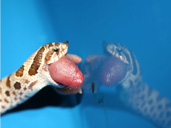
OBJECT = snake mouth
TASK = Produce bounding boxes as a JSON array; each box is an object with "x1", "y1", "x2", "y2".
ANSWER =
[
  {"x1": 53, "y1": 86, "x2": 82, "y2": 95},
  {"x1": 48, "y1": 54, "x2": 84, "y2": 94}
]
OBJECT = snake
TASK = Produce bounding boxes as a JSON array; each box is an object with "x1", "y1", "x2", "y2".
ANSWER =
[
  {"x1": 0, "y1": 41, "x2": 84, "y2": 114},
  {"x1": 1, "y1": 41, "x2": 171, "y2": 127},
  {"x1": 81, "y1": 42, "x2": 171, "y2": 128}
]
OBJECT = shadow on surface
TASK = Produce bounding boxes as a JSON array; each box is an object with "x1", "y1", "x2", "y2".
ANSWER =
[{"x1": 3, "y1": 86, "x2": 82, "y2": 115}]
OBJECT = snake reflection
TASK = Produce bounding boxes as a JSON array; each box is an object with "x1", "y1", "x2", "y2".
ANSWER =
[{"x1": 81, "y1": 42, "x2": 171, "y2": 128}]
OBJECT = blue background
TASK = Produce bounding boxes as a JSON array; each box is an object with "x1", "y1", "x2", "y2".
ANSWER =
[{"x1": 1, "y1": 0, "x2": 171, "y2": 128}]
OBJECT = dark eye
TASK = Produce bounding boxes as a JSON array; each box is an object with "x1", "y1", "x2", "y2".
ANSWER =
[{"x1": 53, "y1": 48, "x2": 59, "y2": 52}]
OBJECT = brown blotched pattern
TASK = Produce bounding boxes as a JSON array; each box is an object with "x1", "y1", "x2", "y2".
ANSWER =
[
  {"x1": 0, "y1": 42, "x2": 69, "y2": 114},
  {"x1": 14, "y1": 82, "x2": 21, "y2": 90},
  {"x1": 23, "y1": 87, "x2": 27, "y2": 91},
  {"x1": 6, "y1": 76, "x2": 11, "y2": 88},
  {"x1": 28, "y1": 80, "x2": 38, "y2": 90},
  {"x1": 16, "y1": 65, "x2": 24, "y2": 77},
  {"x1": 55, "y1": 43, "x2": 60, "y2": 47},
  {"x1": 4, "y1": 98, "x2": 9, "y2": 103},
  {"x1": 28, "y1": 46, "x2": 45, "y2": 76},
  {"x1": 45, "y1": 50, "x2": 54, "y2": 63},
  {"x1": 12, "y1": 91, "x2": 16, "y2": 96},
  {"x1": 48, "y1": 43, "x2": 53, "y2": 48},
  {"x1": 5, "y1": 91, "x2": 10, "y2": 96},
  {"x1": 25, "y1": 79, "x2": 30, "y2": 84}
]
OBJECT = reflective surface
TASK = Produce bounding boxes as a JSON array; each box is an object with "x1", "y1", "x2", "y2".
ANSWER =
[{"x1": 80, "y1": 42, "x2": 171, "y2": 128}]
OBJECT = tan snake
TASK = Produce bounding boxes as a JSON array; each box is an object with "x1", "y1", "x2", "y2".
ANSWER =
[{"x1": 0, "y1": 41, "x2": 83, "y2": 114}]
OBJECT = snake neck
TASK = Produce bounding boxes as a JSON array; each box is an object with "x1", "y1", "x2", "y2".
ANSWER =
[
  {"x1": 0, "y1": 66, "x2": 49, "y2": 114},
  {"x1": 0, "y1": 49, "x2": 52, "y2": 114}
]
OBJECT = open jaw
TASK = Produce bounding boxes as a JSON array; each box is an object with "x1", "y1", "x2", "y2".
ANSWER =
[{"x1": 48, "y1": 54, "x2": 84, "y2": 94}]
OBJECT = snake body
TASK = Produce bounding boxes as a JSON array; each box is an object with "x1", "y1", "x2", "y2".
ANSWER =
[
  {"x1": 104, "y1": 43, "x2": 171, "y2": 128},
  {"x1": 0, "y1": 41, "x2": 83, "y2": 114}
]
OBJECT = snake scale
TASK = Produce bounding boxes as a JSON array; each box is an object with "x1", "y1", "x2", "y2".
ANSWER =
[{"x1": 0, "y1": 41, "x2": 83, "y2": 114}]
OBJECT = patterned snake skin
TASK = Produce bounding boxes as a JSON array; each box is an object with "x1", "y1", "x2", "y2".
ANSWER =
[
  {"x1": 0, "y1": 41, "x2": 83, "y2": 114},
  {"x1": 104, "y1": 42, "x2": 171, "y2": 128}
]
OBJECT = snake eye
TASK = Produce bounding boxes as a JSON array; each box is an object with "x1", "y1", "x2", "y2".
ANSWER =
[{"x1": 53, "y1": 48, "x2": 59, "y2": 52}]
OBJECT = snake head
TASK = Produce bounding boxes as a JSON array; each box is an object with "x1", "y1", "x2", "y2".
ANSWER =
[
  {"x1": 44, "y1": 41, "x2": 69, "y2": 65},
  {"x1": 103, "y1": 42, "x2": 141, "y2": 88},
  {"x1": 42, "y1": 41, "x2": 84, "y2": 88},
  {"x1": 103, "y1": 41, "x2": 130, "y2": 64}
]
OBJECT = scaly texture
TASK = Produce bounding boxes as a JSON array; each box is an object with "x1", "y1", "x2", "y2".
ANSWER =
[
  {"x1": 0, "y1": 41, "x2": 83, "y2": 114},
  {"x1": 104, "y1": 42, "x2": 171, "y2": 128}
]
